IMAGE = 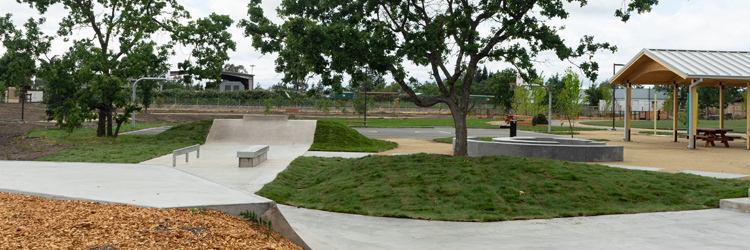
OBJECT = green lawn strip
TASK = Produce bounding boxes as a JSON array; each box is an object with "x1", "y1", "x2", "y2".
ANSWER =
[
  {"x1": 257, "y1": 154, "x2": 750, "y2": 222},
  {"x1": 581, "y1": 120, "x2": 749, "y2": 133},
  {"x1": 32, "y1": 120, "x2": 213, "y2": 163},
  {"x1": 309, "y1": 120, "x2": 397, "y2": 152},
  {"x1": 26, "y1": 123, "x2": 177, "y2": 145}
]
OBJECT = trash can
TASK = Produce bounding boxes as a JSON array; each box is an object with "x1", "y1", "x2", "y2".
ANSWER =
[{"x1": 510, "y1": 120, "x2": 517, "y2": 137}]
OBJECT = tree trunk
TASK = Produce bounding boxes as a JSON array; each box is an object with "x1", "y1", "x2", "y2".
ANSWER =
[
  {"x1": 114, "y1": 121, "x2": 122, "y2": 139},
  {"x1": 97, "y1": 109, "x2": 106, "y2": 137},
  {"x1": 106, "y1": 108, "x2": 113, "y2": 137},
  {"x1": 449, "y1": 104, "x2": 469, "y2": 157}
]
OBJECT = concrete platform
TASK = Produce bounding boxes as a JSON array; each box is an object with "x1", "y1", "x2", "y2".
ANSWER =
[
  {"x1": 604, "y1": 164, "x2": 663, "y2": 171},
  {"x1": 0, "y1": 160, "x2": 310, "y2": 249},
  {"x1": 121, "y1": 125, "x2": 173, "y2": 135},
  {"x1": 721, "y1": 197, "x2": 750, "y2": 214}
]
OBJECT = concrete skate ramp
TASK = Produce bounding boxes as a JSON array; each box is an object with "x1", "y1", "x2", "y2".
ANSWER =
[{"x1": 205, "y1": 115, "x2": 316, "y2": 146}]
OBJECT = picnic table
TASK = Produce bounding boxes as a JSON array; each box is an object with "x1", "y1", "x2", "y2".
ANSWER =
[{"x1": 682, "y1": 128, "x2": 739, "y2": 148}]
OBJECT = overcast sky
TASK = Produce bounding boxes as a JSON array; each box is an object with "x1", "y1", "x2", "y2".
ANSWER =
[{"x1": 2, "y1": 0, "x2": 749, "y2": 89}]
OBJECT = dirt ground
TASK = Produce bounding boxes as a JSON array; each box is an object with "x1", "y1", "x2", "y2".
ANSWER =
[{"x1": 374, "y1": 138, "x2": 453, "y2": 156}]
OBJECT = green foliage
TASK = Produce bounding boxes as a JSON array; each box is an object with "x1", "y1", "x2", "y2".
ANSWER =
[
  {"x1": 189, "y1": 207, "x2": 207, "y2": 214},
  {"x1": 240, "y1": 0, "x2": 619, "y2": 156},
  {"x1": 532, "y1": 114, "x2": 548, "y2": 126},
  {"x1": 485, "y1": 68, "x2": 516, "y2": 111},
  {"x1": 310, "y1": 120, "x2": 397, "y2": 152},
  {"x1": 557, "y1": 69, "x2": 586, "y2": 137},
  {"x1": 351, "y1": 94, "x2": 375, "y2": 116},
  {"x1": 263, "y1": 98, "x2": 273, "y2": 115},
  {"x1": 258, "y1": 154, "x2": 750, "y2": 221},
  {"x1": 239, "y1": 210, "x2": 275, "y2": 237},
  {"x1": 154, "y1": 96, "x2": 165, "y2": 108},
  {"x1": 0, "y1": 14, "x2": 52, "y2": 90},
  {"x1": 315, "y1": 98, "x2": 332, "y2": 116},
  {"x1": 17, "y1": 0, "x2": 235, "y2": 137},
  {"x1": 31, "y1": 120, "x2": 213, "y2": 163},
  {"x1": 511, "y1": 78, "x2": 548, "y2": 116}
]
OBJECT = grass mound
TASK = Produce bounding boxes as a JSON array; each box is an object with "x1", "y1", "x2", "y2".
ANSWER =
[
  {"x1": 258, "y1": 154, "x2": 750, "y2": 221},
  {"x1": 309, "y1": 120, "x2": 397, "y2": 152},
  {"x1": 32, "y1": 119, "x2": 214, "y2": 163}
]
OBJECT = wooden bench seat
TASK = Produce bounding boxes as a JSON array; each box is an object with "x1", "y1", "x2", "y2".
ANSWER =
[{"x1": 237, "y1": 145, "x2": 269, "y2": 168}]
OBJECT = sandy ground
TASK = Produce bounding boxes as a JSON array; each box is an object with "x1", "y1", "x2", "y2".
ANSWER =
[
  {"x1": 374, "y1": 138, "x2": 453, "y2": 156},
  {"x1": 574, "y1": 129, "x2": 750, "y2": 175},
  {"x1": 371, "y1": 129, "x2": 750, "y2": 176}
]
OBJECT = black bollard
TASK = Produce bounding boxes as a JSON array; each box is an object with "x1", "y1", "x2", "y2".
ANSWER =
[{"x1": 510, "y1": 120, "x2": 517, "y2": 137}]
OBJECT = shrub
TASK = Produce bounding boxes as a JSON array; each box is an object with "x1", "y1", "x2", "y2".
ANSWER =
[{"x1": 532, "y1": 113, "x2": 548, "y2": 126}]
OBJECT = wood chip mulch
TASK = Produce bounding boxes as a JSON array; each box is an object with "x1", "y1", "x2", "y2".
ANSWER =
[{"x1": 0, "y1": 192, "x2": 303, "y2": 249}]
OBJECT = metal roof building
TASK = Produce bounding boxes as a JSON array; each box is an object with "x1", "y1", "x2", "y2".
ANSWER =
[{"x1": 610, "y1": 49, "x2": 750, "y2": 149}]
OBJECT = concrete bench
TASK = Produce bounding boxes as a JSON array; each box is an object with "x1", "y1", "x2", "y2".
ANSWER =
[{"x1": 237, "y1": 145, "x2": 270, "y2": 168}]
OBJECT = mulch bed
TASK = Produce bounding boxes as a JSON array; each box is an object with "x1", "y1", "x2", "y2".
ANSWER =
[{"x1": 0, "y1": 192, "x2": 302, "y2": 249}]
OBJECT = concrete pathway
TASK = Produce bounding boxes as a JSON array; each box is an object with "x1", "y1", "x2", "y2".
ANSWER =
[
  {"x1": 121, "y1": 125, "x2": 172, "y2": 135},
  {"x1": 303, "y1": 151, "x2": 373, "y2": 158},
  {"x1": 279, "y1": 205, "x2": 750, "y2": 250}
]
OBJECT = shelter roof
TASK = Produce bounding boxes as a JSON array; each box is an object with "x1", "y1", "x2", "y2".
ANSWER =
[{"x1": 611, "y1": 49, "x2": 750, "y2": 87}]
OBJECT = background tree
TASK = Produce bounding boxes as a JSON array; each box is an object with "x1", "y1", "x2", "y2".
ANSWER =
[
  {"x1": 0, "y1": 14, "x2": 52, "y2": 102},
  {"x1": 18, "y1": 0, "x2": 235, "y2": 136},
  {"x1": 241, "y1": 0, "x2": 619, "y2": 156},
  {"x1": 485, "y1": 68, "x2": 516, "y2": 112},
  {"x1": 557, "y1": 69, "x2": 586, "y2": 138},
  {"x1": 223, "y1": 63, "x2": 248, "y2": 73}
]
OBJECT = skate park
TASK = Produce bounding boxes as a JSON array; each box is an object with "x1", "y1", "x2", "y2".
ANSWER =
[{"x1": 1, "y1": 115, "x2": 750, "y2": 250}]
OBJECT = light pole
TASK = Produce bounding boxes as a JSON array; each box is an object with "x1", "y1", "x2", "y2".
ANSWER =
[
  {"x1": 132, "y1": 77, "x2": 167, "y2": 128},
  {"x1": 250, "y1": 65, "x2": 255, "y2": 74},
  {"x1": 612, "y1": 63, "x2": 625, "y2": 131}
]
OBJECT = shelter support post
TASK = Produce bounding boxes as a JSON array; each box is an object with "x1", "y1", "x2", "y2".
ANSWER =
[
  {"x1": 624, "y1": 82, "x2": 631, "y2": 141},
  {"x1": 673, "y1": 83, "x2": 678, "y2": 142},
  {"x1": 688, "y1": 79, "x2": 701, "y2": 149},
  {"x1": 747, "y1": 81, "x2": 750, "y2": 150},
  {"x1": 720, "y1": 84, "x2": 725, "y2": 129}
]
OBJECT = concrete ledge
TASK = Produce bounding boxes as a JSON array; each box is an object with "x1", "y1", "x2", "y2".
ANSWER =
[
  {"x1": 720, "y1": 198, "x2": 750, "y2": 214},
  {"x1": 237, "y1": 145, "x2": 270, "y2": 158},
  {"x1": 238, "y1": 145, "x2": 269, "y2": 168},
  {"x1": 466, "y1": 137, "x2": 623, "y2": 162},
  {"x1": 243, "y1": 115, "x2": 288, "y2": 121}
]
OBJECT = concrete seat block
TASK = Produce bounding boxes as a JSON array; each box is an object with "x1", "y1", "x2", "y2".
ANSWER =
[
  {"x1": 720, "y1": 197, "x2": 750, "y2": 213},
  {"x1": 237, "y1": 145, "x2": 270, "y2": 158}
]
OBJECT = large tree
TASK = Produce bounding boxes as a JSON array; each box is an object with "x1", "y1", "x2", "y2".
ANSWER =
[
  {"x1": 240, "y1": 0, "x2": 649, "y2": 156},
  {"x1": 17, "y1": 0, "x2": 235, "y2": 137}
]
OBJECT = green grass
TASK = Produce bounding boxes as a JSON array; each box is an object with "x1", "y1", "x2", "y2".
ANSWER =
[
  {"x1": 257, "y1": 154, "x2": 750, "y2": 221},
  {"x1": 309, "y1": 120, "x2": 398, "y2": 152},
  {"x1": 581, "y1": 120, "x2": 749, "y2": 133},
  {"x1": 589, "y1": 138, "x2": 610, "y2": 142},
  {"x1": 318, "y1": 118, "x2": 606, "y2": 132},
  {"x1": 30, "y1": 120, "x2": 213, "y2": 163}
]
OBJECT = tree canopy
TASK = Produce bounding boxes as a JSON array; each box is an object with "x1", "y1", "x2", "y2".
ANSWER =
[
  {"x1": 13, "y1": 0, "x2": 235, "y2": 136},
  {"x1": 241, "y1": 0, "x2": 625, "y2": 156}
]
